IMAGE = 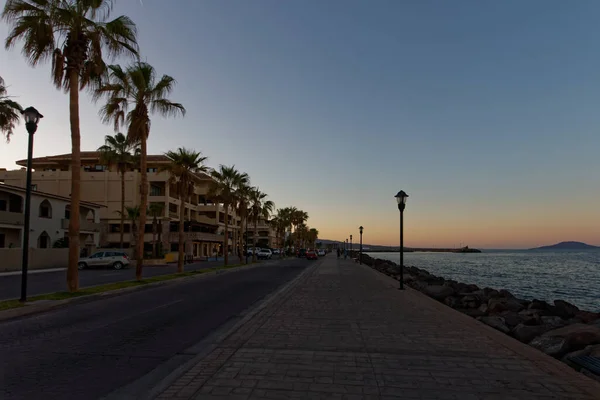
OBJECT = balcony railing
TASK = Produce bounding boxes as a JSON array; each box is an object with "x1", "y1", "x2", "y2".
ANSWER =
[
  {"x1": 61, "y1": 218, "x2": 101, "y2": 232},
  {"x1": 0, "y1": 210, "x2": 24, "y2": 226}
]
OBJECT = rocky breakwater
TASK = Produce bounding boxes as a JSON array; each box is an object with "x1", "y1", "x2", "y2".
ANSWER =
[{"x1": 360, "y1": 254, "x2": 600, "y2": 377}]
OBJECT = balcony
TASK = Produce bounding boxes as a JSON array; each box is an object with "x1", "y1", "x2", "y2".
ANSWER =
[
  {"x1": 0, "y1": 210, "x2": 24, "y2": 226},
  {"x1": 61, "y1": 218, "x2": 101, "y2": 232},
  {"x1": 195, "y1": 215, "x2": 218, "y2": 226},
  {"x1": 168, "y1": 232, "x2": 224, "y2": 243},
  {"x1": 169, "y1": 211, "x2": 179, "y2": 219}
]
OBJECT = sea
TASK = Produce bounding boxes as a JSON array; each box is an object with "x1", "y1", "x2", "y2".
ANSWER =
[{"x1": 368, "y1": 250, "x2": 600, "y2": 312}]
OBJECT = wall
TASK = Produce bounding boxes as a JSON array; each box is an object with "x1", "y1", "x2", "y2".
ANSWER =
[{"x1": 0, "y1": 248, "x2": 69, "y2": 271}]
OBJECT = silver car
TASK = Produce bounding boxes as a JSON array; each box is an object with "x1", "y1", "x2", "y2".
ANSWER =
[{"x1": 78, "y1": 251, "x2": 130, "y2": 270}]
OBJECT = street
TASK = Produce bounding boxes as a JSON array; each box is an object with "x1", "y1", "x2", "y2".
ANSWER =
[
  {"x1": 0, "y1": 258, "x2": 309, "y2": 400},
  {"x1": 0, "y1": 258, "x2": 264, "y2": 300}
]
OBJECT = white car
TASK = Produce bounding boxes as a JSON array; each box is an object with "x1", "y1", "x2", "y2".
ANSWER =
[
  {"x1": 317, "y1": 249, "x2": 326, "y2": 257},
  {"x1": 256, "y1": 249, "x2": 273, "y2": 259},
  {"x1": 78, "y1": 251, "x2": 130, "y2": 270}
]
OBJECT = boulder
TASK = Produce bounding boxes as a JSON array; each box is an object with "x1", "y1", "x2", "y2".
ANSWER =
[
  {"x1": 541, "y1": 316, "x2": 567, "y2": 330},
  {"x1": 499, "y1": 289, "x2": 515, "y2": 298},
  {"x1": 478, "y1": 316, "x2": 510, "y2": 334},
  {"x1": 562, "y1": 344, "x2": 600, "y2": 369},
  {"x1": 512, "y1": 324, "x2": 550, "y2": 343},
  {"x1": 488, "y1": 297, "x2": 524, "y2": 314},
  {"x1": 530, "y1": 336, "x2": 570, "y2": 357},
  {"x1": 518, "y1": 309, "x2": 543, "y2": 326},
  {"x1": 460, "y1": 295, "x2": 481, "y2": 308},
  {"x1": 478, "y1": 304, "x2": 489, "y2": 315},
  {"x1": 576, "y1": 311, "x2": 600, "y2": 324},
  {"x1": 529, "y1": 299, "x2": 550, "y2": 310},
  {"x1": 424, "y1": 285, "x2": 455, "y2": 300},
  {"x1": 500, "y1": 311, "x2": 523, "y2": 328},
  {"x1": 444, "y1": 296, "x2": 460, "y2": 308},
  {"x1": 542, "y1": 323, "x2": 600, "y2": 351},
  {"x1": 553, "y1": 300, "x2": 580, "y2": 319},
  {"x1": 459, "y1": 308, "x2": 487, "y2": 318}
]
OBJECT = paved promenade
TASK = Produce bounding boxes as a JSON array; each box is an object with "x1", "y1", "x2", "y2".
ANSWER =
[{"x1": 155, "y1": 256, "x2": 600, "y2": 399}]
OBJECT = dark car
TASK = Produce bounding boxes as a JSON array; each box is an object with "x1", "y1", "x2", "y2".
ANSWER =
[
  {"x1": 297, "y1": 248, "x2": 307, "y2": 258},
  {"x1": 306, "y1": 250, "x2": 318, "y2": 260}
]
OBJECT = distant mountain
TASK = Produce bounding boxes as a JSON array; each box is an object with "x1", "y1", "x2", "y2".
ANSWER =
[{"x1": 531, "y1": 241, "x2": 599, "y2": 250}]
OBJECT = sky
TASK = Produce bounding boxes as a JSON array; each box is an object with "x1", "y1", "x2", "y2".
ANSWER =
[{"x1": 1, "y1": 0, "x2": 599, "y2": 249}]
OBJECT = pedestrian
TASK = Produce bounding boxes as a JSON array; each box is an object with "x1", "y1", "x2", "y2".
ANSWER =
[{"x1": 336, "y1": 248, "x2": 340, "y2": 258}]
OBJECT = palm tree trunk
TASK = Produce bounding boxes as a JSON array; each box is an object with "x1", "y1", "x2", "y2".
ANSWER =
[
  {"x1": 253, "y1": 217, "x2": 258, "y2": 263},
  {"x1": 136, "y1": 136, "x2": 148, "y2": 280},
  {"x1": 152, "y1": 217, "x2": 157, "y2": 259},
  {"x1": 177, "y1": 190, "x2": 185, "y2": 273},
  {"x1": 120, "y1": 170, "x2": 125, "y2": 249},
  {"x1": 238, "y1": 213, "x2": 244, "y2": 264},
  {"x1": 67, "y1": 71, "x2": 81, "y2": 292},
  {"x1": 223, "y1": 204, "x2": 229, "y2": 266}
]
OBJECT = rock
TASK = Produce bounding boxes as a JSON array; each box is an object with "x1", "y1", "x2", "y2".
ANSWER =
[
  {"x1": 513, "y1": 324, "x2": 550, "y2": 343},
  {"x1": 478, "y1": 316, "x2": 510, "y2": 334},
  {"x1": 488, "y1": 297, "x2": 524, "y2": 314},
  {"x1": 478, "y1": 304, "x2": 489, "y2": 315},
  {"x1": 562, "y1": 344, "x2": 600, "y2": 369},
  {"x1": 461, "y1": 295, "x2": 481, "y2": 307},
  {"x1": 499, "y1": 289, "x2": 515, "y2": 298},
  {"x1": 483, "y1": 288, "x2": 500, "y2": 299},
  {"x1": 553, "y1": 300, "x2": 580, "y2": 319},
  {"x1": 500, "y1": 311, "x2": 523, "y2": 328},
  {"x1": 529, "y1": 299, "x2": 550, "y2": 310},
  {"x1": 542, "y1": 323, "x2": 600, "y2": 351},
  {"x1": 541, "y1": 316, "x2": 567, "y2": 330},
  {"x1": 459, "y1": 308, "x2": 487, "y2": 318},
  {"x1": 518, "y1": 309, "x2": 543, "y2": 326},
  {"x1": 576, "y1": 311, "x2": 600, "y2": 324},
  {"x1": 444, "y1": 296, "x2": 460, "y2": 308},
  {"x1": 530, "y1": 336, "x2": 570, "y2": 357},
  {"x1": 424, "y1": 285, "x2": 455, "y2": 300}
]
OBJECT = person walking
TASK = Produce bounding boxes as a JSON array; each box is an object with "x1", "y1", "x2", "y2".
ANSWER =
[{"x1": 336, "y1": 248, "x2": 340, "y2": 258}]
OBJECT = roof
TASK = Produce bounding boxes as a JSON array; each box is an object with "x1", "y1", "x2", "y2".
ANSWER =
[{"x1": 0, "y1": 183, "x2": 106, "y2": 209}]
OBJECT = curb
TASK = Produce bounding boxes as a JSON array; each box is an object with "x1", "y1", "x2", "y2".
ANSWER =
[
  {"x1": 0, "y1": 262, "x2": 268, "y2": 323},
  {"x1": 102, "y1": 258, "x2": 320, "y2": 400}
]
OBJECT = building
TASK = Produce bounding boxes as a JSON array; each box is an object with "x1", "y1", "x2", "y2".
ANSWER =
[
  {"x1": 0, "y1": 152, "x2": 277, "y2": 259},
  {"x1": 0, "y1": 183, "x2": 103, "y2": 253}
]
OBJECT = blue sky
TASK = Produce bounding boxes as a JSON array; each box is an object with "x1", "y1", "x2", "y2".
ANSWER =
[{"x1": 1, "y1": 0, "x2": 599, "y2": 248}]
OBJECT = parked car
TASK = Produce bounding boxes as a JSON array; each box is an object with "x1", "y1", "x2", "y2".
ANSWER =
[
  {"x1": 78, "y1": 251, "x2": 130, "y2": 270},
  {"x1": 272, "y1": 249, "x2": 280, "y2": 255},
  {"x1": 306, "y1": 250, "x2": 318, "y2": 260},
  {"x1": 257, "y1": 249, "x2": 273, "y2": 259},
  {"x1": 297, "y1": 248, "x2": 307, "y2": 258},
  {"x1": 317, "y1": 249, "x2": 326, "y2": 257}
]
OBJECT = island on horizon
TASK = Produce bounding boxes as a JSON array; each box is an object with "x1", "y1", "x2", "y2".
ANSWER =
[{"x1": 530, "y1": 241, "x2": 599, "y2": 250}]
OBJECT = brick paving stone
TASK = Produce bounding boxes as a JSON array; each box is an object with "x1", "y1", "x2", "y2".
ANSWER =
[{"x1": 155, "y1": 257, "x2": 600, "y2": 399}]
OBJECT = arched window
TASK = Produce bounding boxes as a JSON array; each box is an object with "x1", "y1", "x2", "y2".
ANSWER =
[
  {"x1": 38, "y1": 231, "x2": 51, "y2": 248},
  {"x1": 39, "y1": 200, "x2": 52, "y2": 219}
]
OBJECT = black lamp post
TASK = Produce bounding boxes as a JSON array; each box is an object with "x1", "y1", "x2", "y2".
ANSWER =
[
  {"x1": 350, "y1": 234, "x2": 353, "y2": 257},
  {"x1": 359, "y1": 226, "x2": 363, "y2": 265},
  {"x1": 345, "y1": 238, "x2": 348, "y2": 259},
  {"x1": 394, "y1": 190, "x2": 408, "y2": 290},
  {"x1": 20, "y1": 107, "x2": 43, "y2": 303}
]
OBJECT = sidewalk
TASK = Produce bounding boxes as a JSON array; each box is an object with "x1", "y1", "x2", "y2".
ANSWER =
[{"x1": 154, "y1": 257, "x2": 600, "y2": 399}]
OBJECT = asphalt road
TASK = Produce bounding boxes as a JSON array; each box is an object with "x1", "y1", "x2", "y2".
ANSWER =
[
  {"x1": 0, "y1": 257, "x2": 267, "y2": 300},
  {"x1": 0, "y1": 258, "x2": 310, "y2": 400}
]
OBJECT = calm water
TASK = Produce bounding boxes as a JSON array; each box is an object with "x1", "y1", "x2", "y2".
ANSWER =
[{"x1": 368, "y1": 250, "x2": 600, "y2": 312}]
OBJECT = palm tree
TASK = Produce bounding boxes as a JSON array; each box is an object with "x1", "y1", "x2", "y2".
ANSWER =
[
  {"x1": 249, "y1": 188, "x2": 274, "y2": 262},
  {"x1": 95, "y1": 62, "x2": 185, "y2": 280},
  {"x1": 148, "y1": 202, "x2": 164, "y2": 259},
  {"x1": 234, "y1": 183, "x2": 252, "y2": 264},
  {"x1": 162, "y1": 148, "x2": 208, "y2": 273},
  {"x1": 291, "y1": 209, "x2": 308, "y2": 250},
  {"x1": 98, "y1": 132, "x2": 137, "y2": 249},
  {"x1": 308, "y1": 228, "x2": 319, "y2": 249},
  {"x1": 117, "y1": 205, "x2": 140, "y2": 250},
  {"x1": 0, "y1": 76, "x2": 22, "y2": 141},
  {"x1": 208, "y1": 165, "x2": 249, "y2": 267},
  {"x1": 3, "y1": 0, "x2": 138, "y2": 292}
]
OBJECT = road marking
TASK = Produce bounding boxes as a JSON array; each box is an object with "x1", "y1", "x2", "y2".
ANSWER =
[{"x1": 0, "y1": 268, "x2": 66, "y2": 277}]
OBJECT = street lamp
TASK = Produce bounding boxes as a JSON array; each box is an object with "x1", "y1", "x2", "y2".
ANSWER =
[
  {"x1": 394, "y1": 190, "x2": 408, "y2": 290},
  {"x1": 345, "y1": 238, "x2": 348, "y2": 259},
  {"x1": 20, "y1": 107, "x2": 43, "y2": 302},
  {"x1": 359, "y1": 226, "x2": 363, "y2": 265},
  {"x1": 350, "y1": 234, "x2": 353, "y2": 257}
]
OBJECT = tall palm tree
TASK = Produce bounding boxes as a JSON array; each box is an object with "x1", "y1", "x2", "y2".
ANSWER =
[
  {"x1": 291, "y1": 209, "x2": 308, "y2": 250},
  {"x1": 209, "y1": 165, "x2": 249, "y2": 267},
  {"x1": 3, "y1": 0, "x2": 138, "y2": 292},
  {"x1": 117, "y1": 205, "x2": 140, "y2": 250},
  {"x1": 95, "y1": 62, "x2": 185, "y2": 280},
  {"x1": 98, "y1": 132, "x2": 137, "y2": 249},
  {"x1": 308, "y1": 228, "x2": 319, "y2": 249},
  {"x1": 249, "y1": 188, "x2": 274, "y2": 262},
  {"x1": 148, "y1": 202, "x2": 164, "y2": 259},
  {"x1": 0, "y1": 76, "x2": 22, "y2": 141},
  {"x1": 234, "y1": 183, "x2": 252, "y2": 264},
  {"x1": 162, "y1": 148, "x2": 207, "y2": 273}
]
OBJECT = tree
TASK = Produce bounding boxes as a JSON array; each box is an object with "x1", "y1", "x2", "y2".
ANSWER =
[
  {"x1": 0, "y1": 76, "x2": 22, "y2": 141},
  {"x1": 291, "y1": 208, "x2": 308, "y2": 249},
  {"x1": 162, "y1": 148, "x2": 207, "y2": 273},
  {"x1": 117, "y1": 205, "x2": 140, "y2": 250},
  {"x1": 3, "y1": 0, "x2": 138, "y2": 292},
  {"x1": 98, "y1": 132, "x2": 137, "y2": 249},
  {"x1": 249, "y1": 188, "x2": 274, "y2": 262},
  {"x1": 234, "y1": 183, "x2": 252, "y2": 264},
  {"x1": 208, "y1": 165, "x2": 249, "y2": 267},
  {"x1": 148, "y1": 202, "x2": 164, "y2": 259},
  {"x1": 95, "y1": 62, "x2": 185, "y2": 280},
  {"x1": 308, "y1": 228, "x2": 319, "y2": 249}
]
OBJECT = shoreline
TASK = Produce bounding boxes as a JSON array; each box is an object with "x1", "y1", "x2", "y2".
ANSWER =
[{"x1": 359, "y1": 253, "x2": 600, "y2": 378}]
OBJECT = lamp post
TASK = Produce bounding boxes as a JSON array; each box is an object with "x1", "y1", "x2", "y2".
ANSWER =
[
  {"x1": 359, "y1": 226, "x2": 363, "y2": 265},
  {"x1": 394, "y1": 190, "x2": 408, "y2": 290},
  {"x1": 350, "y1": 234, "x2": 353, "y2": 258},
  {"x1": 20, "y1": 107, "x2": 43, "y2": 303},
  {"x1": 345, "y1": 238, "x2": 348, "y2": 259}
]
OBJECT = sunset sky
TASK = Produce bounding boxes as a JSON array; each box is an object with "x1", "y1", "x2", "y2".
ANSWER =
[{"x1": 1, "y1": 0, "x2": 599, "y2": 249}]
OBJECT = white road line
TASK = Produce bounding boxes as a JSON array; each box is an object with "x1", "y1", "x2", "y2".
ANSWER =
[{"x1": 0, "y1": 268, "x2": 66, "y2": 277}]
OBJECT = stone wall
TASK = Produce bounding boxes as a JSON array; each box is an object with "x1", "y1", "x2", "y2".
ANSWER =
[{"x1": 0, "y1": 248, "x2": 69, "y2": 272}]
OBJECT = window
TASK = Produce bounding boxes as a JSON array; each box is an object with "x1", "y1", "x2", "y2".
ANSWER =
[
  {"x1": 150, "y1": 185, "x2": 163, "y2": 196},
  {"x1": 95, "y1": 165, "x2": 106, "y2": 171},
  {"x1": 0, "y1": 199, "x2": 6, "y2": 211},
  {"x1": 64, "y1": 207, "x2": 71, "y2": 219},
  {"x1": 90, "y1": 252, "x2": 104, "y2": 258},
  {"x1": 39, "y1": 200, "x2": 52, "y2": 218},
  {"x1": 38, "y1": 231, "x2": 50, "y2": 248},
  {"x1": 0, "y1": 233, "x2": 5, "y2": 248},
  {"x1": 147, "y1": 167, "x2": 158, "y2": 173},
  {"x1": 109, "y1": 224, "x2": 121, "y2": 233},
  {"x1": 31, "y1": 184, "x2": 37, "y2": 191}
]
